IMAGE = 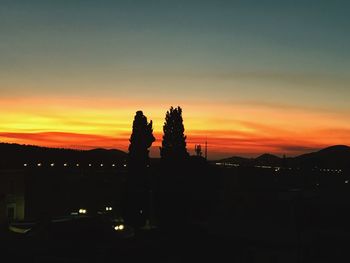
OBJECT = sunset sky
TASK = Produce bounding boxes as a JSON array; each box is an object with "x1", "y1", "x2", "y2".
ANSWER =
[{"x1": 1, "y1": 0, "x2": 350, "y2": 159}]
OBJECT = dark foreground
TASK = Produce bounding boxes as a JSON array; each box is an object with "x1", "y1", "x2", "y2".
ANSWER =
[{"x1": 2, "y1": 217, "x2": 350, "y2": 263}]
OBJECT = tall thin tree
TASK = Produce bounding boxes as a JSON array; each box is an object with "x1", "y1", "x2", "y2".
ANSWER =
[
  {"x1": 128, "y1": 110, "x2": 155, "y2": 169},
  {"x1": 160, "y1": 106, "x2": 189, "y2": 162},
  {"x1": 125, "y1": 111, "x2": 155, "y2": 227}
]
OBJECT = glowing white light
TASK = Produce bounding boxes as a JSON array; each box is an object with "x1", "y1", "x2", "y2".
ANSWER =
[
  {"x1": 79, "y1": 209, "x2": 87, "y2": 214},
  {"x1": 100, "y1": 164, "x2": 104, "y2": 167},
  {"x1": 105, "y1": 206, "x2": 113, "y2": 211},
  {"x1": 114, "y1": 224, "x2": 124, "y2": 231},
  {"x1": 345, "y1": 180, "x2": 349, "y2": 184},
  {"x1": 123, "y1": 164, "x2": 127, "y2": 167},
  {"x1": 112, "y1": 164, "x2": 115, "y2": 167},
  {"x1": 64, "y1": 163, "x2": 67, "y2": 167},
  {"x1": 139, "y1": 210, "x2": 143, "y2": 214},
  {"x1": 23, "y1": 163, "x2": 27, "y2": 167},
  {"x1": 51, "y1": 163, "x2": 55, "y2": 167},
  {"x1": 76, "y1": 164, "x2": 79, "y2": 167},
  {"x1": 89, "y1": 164, "x2": 92, "y2": 167},
  {"x1": 37, "y1": 163, "x2": 42, "y2": 167}
]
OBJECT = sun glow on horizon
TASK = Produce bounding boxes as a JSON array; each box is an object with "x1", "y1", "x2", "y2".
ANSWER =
[{"x1": 1, "y1": 97, "x2": 349, "y2": 159}]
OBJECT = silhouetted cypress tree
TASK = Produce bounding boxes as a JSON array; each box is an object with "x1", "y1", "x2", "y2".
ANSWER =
[
  {"x1": 125, "y1": 111, "x2": 155, "y2": 227},
  {"x1": 160, "y1": 106, "x2": 189, "y2": 162},
  {"x1": 128, "y1": 111, "x2": 155, "y2": 169}
]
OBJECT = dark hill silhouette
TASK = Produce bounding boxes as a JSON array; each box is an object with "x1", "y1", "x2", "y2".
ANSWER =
[
  {"x1": 0, "y1": 143, "x2": 127, "y2": 168},
  {"x1": 255, "y1": 153, "x2": 281, "y2": 166},
  {"x1": 219, "y1": 156, "x2": 252, "y2": 166},
  {"x1": 218, "y1": 145, "x2": 350, "y2": 169},
  {"x1": 219, "y1": 154, "x2": 282, "y2": 167},
  {"x1": 293, "y1": 145, "x2": 350, "y2": 169}
]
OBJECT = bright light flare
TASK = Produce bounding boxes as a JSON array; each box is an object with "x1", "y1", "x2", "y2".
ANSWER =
[{"x1": 114, "y1": 224, "x2": 125, "y2": 231}]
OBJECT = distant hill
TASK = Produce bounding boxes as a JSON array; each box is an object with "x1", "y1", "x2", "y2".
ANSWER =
[
  {"x1": 219, "y1": 156, "x2": 252, "y2": 166},
  {"x1": 219, "y1": 154, "x2": 283, "y2": 167},
  {"x1": 0, "y1": 143, "x2": 127, "y2": 168},
  {"x1": 292, "y1": 145, "x2": 350, "y2": 169},
  {"x1": 218, "y1": 145, "x2": 350, "y2": 169},
  {"x1": 255, "y1": 154, "x2": 282, "y2": 167}
]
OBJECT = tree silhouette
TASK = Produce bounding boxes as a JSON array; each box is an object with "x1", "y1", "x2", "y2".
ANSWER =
[
  {"x1": 128, "y1": 111, "x2": 155, "y2": 169},
  {"x1": 160, "y1": 106, "x2": 189, "y2": 162},
  {"x1": 125, "y1": 111, "x2": 155, "y2": 227}
]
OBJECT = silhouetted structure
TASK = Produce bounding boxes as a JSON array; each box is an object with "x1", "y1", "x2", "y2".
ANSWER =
[
  {"x1": 128, "y1": 111, "x2": 155, "y2": 169},
  {"x1": 195, "y1": 144, "x2": 202, "y2": 157},
  {"x1": 125, "y1": 111, "x2": 155, "y2": 227},
  {"x1": 160, "y1": 106, "x2": 189, "y2": 162}
]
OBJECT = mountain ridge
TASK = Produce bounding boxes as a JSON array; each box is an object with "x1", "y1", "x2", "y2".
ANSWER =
[
  {"x1": 0, "y1": 142, "x2": 127, "y2": 168},
  {"x1": 219, "y1": 145, "x2": 350, "y2": 169}
]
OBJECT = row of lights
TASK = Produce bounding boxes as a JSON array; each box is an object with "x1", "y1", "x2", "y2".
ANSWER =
[
  {"x1": 316, "y1": 168, "x2": 343, "y2": 173},
  {"x1": 77, "y1": 206, "x2": 113, "y2": 215},
  {"x1": 315, "y1": 180, "x2": 349, "y2": 187},
  {"x1": 24, "y1": 163, "x2": 127, "y2": 167},
  {"x1": 216, "y1": 163, "x2": 345, "y2": 174}
]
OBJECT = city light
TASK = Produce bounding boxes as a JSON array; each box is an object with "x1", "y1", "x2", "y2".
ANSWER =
[
  {"x1": 50, "y1": 163, "x2": 55, "y2": 167},
  {"x1": 114, "y1": 224, "x2": 125, "y2": 231},
  {"x1": 78, "y1": 208, "x2": 87, "y2": 214},
  {"x1": 23, "y1": 163, "x2": 27, "y2": 167},
  {"x1": 37, "y1": 163, "x2": 42, "y2": 167},
  {"x1": 105, "y1": 206, "x2": 113, "y2": 211}
]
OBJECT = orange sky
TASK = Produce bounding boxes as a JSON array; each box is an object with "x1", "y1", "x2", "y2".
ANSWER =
[
  {"x1": 1, "y1": 1, "x2": 350, "y2": 159},
  {"x1": 1, "y1": 96, "x2": 349, "y2": 159}
]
